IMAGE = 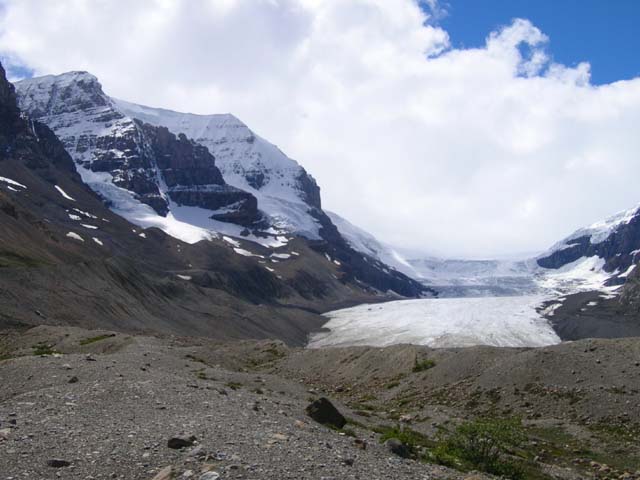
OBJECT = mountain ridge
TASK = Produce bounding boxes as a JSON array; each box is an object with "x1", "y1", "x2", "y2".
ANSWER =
[{"x1": 14, "y1": 70, "x2": 430, "y2": 298}]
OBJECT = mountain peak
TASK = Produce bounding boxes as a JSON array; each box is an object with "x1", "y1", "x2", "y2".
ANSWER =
[{"x1": 16, "y1": 70, "x2": 108, "y2": 117}]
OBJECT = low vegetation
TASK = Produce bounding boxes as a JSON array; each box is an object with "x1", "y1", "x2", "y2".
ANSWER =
[
  {"x1": 412, "y1": 357, "x2": 436, "y2": 373},
  {"x1": 373, "y1": 417, "x2": 527, "y2": 478},
  {"x1": 32, "y1": 342, "x2": 59, "y2": 356},
  {"x1": 431, "y1": 417, "x2": 526, "y2": 478}
]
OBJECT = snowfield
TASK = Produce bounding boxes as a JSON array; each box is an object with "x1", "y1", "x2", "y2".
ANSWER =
[
  {"x1": 308, "y1": 252, "x2": 626, "y2": 349},
  {"x1": 308, "y1": 295, "x2": 560, "y2": 349}
]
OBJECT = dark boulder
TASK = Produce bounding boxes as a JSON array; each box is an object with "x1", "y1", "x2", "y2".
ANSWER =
[
  {"x1": 305, "y1": 397, "x2": 346, "y2": 429},
  {"x1": 384, "y1": 438, "x2": 411, "y2": 458},
  {"x1": 167, "y1": 435, "x2": 196, "y2": 449}
]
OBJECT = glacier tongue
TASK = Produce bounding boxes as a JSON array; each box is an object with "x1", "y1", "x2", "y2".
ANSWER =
[{"x1": 309, "y1": 295, "x2": 561, "y2": 349}]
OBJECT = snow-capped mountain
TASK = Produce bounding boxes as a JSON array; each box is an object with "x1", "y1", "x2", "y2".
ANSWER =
[
  {"x1": 330, "y1": 202, "x2": 640, "y2": 298},
  {"x1": 15, "y1": 72, "x2": 268, "y2": 244},
  {"x1": 114, "y1": 99, "x2": 323, "y2": 239},
  {"x1": 15, "y1": 71, "x2": 429, "y2": 297},
  {"x1": 0, "y1": 60, "x2": 390, "y2": 343},
  {"x1": 537, "y1": 204, "x2": 640, "y2": 285}
]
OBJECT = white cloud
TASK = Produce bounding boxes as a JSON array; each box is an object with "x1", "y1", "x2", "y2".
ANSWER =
[{"x1": 1, "y1": 0, "x2": 639, "y2": 258}]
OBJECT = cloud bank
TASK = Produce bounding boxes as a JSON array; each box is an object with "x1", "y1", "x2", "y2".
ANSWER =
[{"x1": 1, "y1": 0, "x2": 639, "y2": 258}]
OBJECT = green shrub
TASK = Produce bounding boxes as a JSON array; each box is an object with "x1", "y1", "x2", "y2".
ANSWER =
[
  {"x1": 412, "y1": 358, "x2": 436, "y2": 372},
  {"x1": 32, "y1": 342, "x2": 59, "y2": 356},
  {"x1": 432, "y1": 417, "x2": 526, "y2": 478}
]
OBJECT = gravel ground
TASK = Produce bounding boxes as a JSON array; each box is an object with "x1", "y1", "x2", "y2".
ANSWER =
[{"x1": 0, "y1": 327, "x2": 478, "y2": 480}]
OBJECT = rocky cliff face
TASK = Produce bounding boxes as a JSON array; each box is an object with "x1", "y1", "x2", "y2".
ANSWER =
[
  {"x1": 15, "y1": 72, "x2": 259, "y2": 224},
  {"x1": 537, "y1": 206, "x2": 640, "y2": 285},
  {"x1": 137, "y1": 121, "x2": 259, "y2": 225},
  {"x1": 113, "y1": 99, "x2": 324, "y2": 237}
]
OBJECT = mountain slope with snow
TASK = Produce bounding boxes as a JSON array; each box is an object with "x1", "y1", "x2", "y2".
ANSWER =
[
  {"x1": 15, "y1": 72, "x2": 268, "y2": 244},
  {"x1": 329, "y1": 203, "x2": 640, "y2": 299},
  {"x1": 15, "y1": 71, "x2": 428, "y2": 298},
  {"x1": 325, "y1": 211, "x2": 421, "y2": 277},
  {"x1": 537, "y1": 204, "x2": 640, "y2": 285},
  {"x1": 115, "y1": 98, "x2": 323, "y2": 238}
]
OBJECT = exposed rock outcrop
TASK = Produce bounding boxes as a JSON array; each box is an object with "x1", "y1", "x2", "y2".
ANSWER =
[
  {"x1": 537, "y1": 209, "x2": 640, "y2": 285},
  {"x1": 15, "y1": 72, "x2": 259, "y2": 223}
]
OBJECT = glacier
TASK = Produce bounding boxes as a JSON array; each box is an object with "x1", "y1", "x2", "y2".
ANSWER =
[{"x1": 309, "y1": 295, "x2": 561, "y2": 348}]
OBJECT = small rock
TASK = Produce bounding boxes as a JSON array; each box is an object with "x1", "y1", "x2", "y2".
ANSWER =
[
  {"x1": 68, "y1": 376, "x2": 79, "y2": 384},
  {"x1": 343, "y1": 458, "x2": 354, "y2": 466},
  {"x1": 399, "y1": 414, "x2": 413, "y2": 423},
  {"x1": 47, "y1": 459, "x2": 71, "y2": 468},
  {"x1": 384, "y1": 438, "x2": 411, "y2": 458},
  {"x1": 305, "y1": 397, "x2": 346, "y2": 429},
  {"x1": 151, "y1": 466, "x2": 173, "y2": 480},
  {"x1": 168, "y1": 436, "x2": 196, "y2": 449},
  {"x1": 271, "y1": 433, "x2": 288, "y2": 442},
  {"x1": 353, "y1": 438, "x2": 367, "y2": 450},
  {"x1": 199, "y1": 473, "x2": 220, "y2": 480},
  {"x1": 187, "y1": 445, "x2": 205, "y2": 458}
]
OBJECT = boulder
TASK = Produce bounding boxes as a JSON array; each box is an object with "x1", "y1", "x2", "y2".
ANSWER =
[
  {"x1": 384, "y1": 438, "x2": 411, "y2": 458},
  {"x1": 305, "y1": 397, "x2": 346, "y2": 429},
  {"x1": 167, "y1": 435, "x2": 196, "y2": 449}
]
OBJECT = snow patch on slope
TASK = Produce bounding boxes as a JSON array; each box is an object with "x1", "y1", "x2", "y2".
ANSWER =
[
  {"x1": 54, "y1": 185, "x2": 75, "y2": 201},
  {"x1": 0, "y1": 176, "x2": 27, "y2": 189},
  {"x1": 535, "y1": 256, "x2": 622, "y2": 296}
]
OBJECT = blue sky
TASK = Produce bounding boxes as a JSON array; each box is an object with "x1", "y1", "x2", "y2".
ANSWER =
[{"x1": 425, "y1": 0, "x2": 640, "y2": 85}]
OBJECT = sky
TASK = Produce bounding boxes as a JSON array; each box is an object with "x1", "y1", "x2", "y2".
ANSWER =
[
  {"x1": 1, "y1": 0, "x2": 639, "y2": 259},
  {"x1": 431, "y1": 0, "x2": 640, "y2": 85}
]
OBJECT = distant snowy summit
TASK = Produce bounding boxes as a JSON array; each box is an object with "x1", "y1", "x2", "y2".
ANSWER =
[
  {"x1": 332, "y1": 200, "x2": 640, "y2": 299},
  {"x1": 537, "y1": 204, "x2": 640, "y2": 285}
]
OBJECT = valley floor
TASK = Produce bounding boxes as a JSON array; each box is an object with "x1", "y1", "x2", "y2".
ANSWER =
[{"x1": 2, "y1": 325, "x2": 640, "y2": 479}]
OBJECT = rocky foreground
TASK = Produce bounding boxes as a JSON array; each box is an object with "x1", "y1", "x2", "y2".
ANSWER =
[
  {"x1": 1, "y1": 326, "x2": 640, "y2": 479},
  {"x1": 0, "y1": 326, "x2": 476, "y2": 480}
]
